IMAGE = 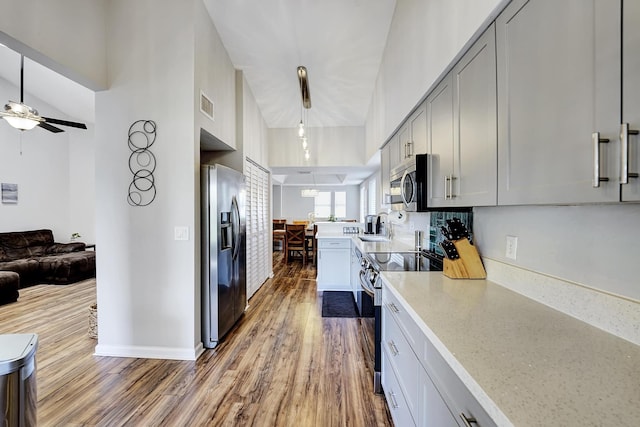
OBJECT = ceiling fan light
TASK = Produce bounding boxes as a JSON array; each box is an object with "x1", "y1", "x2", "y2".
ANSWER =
[{"x1": 3, "y1": 115, "x2": 39, "y2": 130}]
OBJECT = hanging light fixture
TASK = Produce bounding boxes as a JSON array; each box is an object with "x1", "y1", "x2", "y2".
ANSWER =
[{"x1": 297, "y1": 66, "x2": 311, "y2": 160}]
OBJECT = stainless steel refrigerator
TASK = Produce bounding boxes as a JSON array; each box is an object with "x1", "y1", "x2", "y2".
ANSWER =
[{"x1": 201, "y1": 164, "x2": 246, "y2": 349}]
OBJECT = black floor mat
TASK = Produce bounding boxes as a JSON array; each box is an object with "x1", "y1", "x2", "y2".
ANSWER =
[{"x1": 321, "y1": 291, "x2": 358, "y2": 318}]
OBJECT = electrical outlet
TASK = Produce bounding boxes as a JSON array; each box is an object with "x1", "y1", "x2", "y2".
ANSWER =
[
  {"x1": 174, "y1": 226, "x2": 189, "y2": 241},
  {"x1": 505, "y1": 235, "x2": 518, "y2": 260}
]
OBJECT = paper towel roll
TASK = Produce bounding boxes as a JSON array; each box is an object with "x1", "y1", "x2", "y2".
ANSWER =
[{"x1": 388, "y1": 210, "x2": 407, "y2": 224}]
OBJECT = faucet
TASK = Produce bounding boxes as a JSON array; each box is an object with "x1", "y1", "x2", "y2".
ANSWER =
[{"x1": 377, "y1": 211, "x2": 393, "y2": 240}]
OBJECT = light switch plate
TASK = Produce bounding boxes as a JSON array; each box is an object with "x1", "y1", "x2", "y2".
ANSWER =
[
  {"x1": 505, "y1": 235, "x2": 518, "y2": 260},
  {"x1": 174, "y1": 226, "x2": 189, "y2": 241}
]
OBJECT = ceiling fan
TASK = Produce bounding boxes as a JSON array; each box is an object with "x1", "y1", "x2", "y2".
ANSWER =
[{"x1": 0, "y1": 54, "x2": 87, "y2": 133}]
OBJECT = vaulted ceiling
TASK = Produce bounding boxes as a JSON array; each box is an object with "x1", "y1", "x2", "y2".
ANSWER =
[{"x1": 1, "y1": 1, "x2": 397, "y2": 185}]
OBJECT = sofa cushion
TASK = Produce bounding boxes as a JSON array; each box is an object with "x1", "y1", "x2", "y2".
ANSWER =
[
  {"x1": 0, "y1": 229, "x2": 55, "y2": 261},
  {"x1": 0, "y1": 259, "x2": 40, "y2": 288},
  {"x1": 37, "y1": 251, "x2": 96, "y2": 285},
  {"x1": 0, "y1": 271, "x2": 20, "y2": 306}
]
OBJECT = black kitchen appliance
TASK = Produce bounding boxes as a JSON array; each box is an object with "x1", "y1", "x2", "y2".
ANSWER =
[{"x1": 358, "y1": 249, "x2": 442, "y2": 393}]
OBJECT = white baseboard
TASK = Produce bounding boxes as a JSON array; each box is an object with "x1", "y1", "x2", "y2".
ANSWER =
[
  {"x1": 483, "y1": 257, "x2": 640, "y2": 346},
  {"x1": 94, "y1": 342, "x2": 205, "y2": 361}
]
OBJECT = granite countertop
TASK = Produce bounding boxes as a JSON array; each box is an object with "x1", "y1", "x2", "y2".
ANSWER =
[{"x1": 381, "y1": 271, "x2": 640, "y2": 427}]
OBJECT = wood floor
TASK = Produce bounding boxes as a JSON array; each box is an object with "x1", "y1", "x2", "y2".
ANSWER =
[{"x1": 0, "y1": 252, "x2": 392, "y2": 427}]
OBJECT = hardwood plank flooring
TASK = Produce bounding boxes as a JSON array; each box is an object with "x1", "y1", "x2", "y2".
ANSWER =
[{"x1": 0, "y1": 252, "x2": 392, "y2": 426}]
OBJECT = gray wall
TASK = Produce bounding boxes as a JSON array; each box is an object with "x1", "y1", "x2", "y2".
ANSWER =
[{"x1": 279, "y1": 185, "x2": 360, "y2": 222}]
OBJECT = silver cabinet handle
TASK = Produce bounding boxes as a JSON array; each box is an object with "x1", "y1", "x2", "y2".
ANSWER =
[
  {"x1": 460, "y1": 413, "x2": 478, "y2": 427},
  {"x1": 388, "y1": 390, "x2": 399, "y2": 409},
  {"x1": 444, "y1": 175, "x2": 450, "y2": 199},
  {"x1": 621, "y1": 123, "x2": 639, "y2": 184},
  {"x1": 388, "y1": 340, "x2": 399, "y2": 356},
  {"x1": 592, "y1": 132, "x2": 610, "y2": 187},
  {"x1": 450, "y1": 175, "x2": 457, "y2": 199}
]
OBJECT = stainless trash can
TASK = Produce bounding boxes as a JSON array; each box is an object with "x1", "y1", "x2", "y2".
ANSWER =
[{"x1": 0, "y1": 334, "x2": 38, "y2": 427}]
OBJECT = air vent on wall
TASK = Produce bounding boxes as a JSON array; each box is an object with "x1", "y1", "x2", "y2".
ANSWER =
[{"x1": 200, "y1": 91, "x2": 214, "y2": 121}]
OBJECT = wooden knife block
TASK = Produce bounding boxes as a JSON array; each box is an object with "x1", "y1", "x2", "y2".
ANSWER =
[{"x1": 443, "y1": 238, "x2": 486, "y2": 279}]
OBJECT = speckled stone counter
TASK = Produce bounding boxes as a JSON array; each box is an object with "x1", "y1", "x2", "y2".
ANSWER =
[
  {"x1": 381, "y1": 271, "x2": 640, "y2": 427},
  {"x1": 315, "y1": 231, "x2": 417, "y2": 253}
]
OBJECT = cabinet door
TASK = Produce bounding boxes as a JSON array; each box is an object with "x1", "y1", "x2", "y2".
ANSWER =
[
  {"x1": 427, "y1": 74, "x2": 455, "y2": 206},
  {"x1": 317, "y1": 248, "x2": 350, "y2": 290},
  {"x1": 409, "y1": 102, "x2": 428, "y2": 156},
  {"x1": 418, "y1": 368, "x2": 457, "y2": 427},
  {"x1": 389, "y1": 131, "x2": 402, "y2": 171},
  {"x1": 622, "y1": 0, "x2": 640, "y2": 201},
  {"x1": 496, "y1": 0, "x2": 620, "y2": 205},
  {"x1": 452, "y1": 24, "x2": 498, "y2": 207},
  {"x1": 398, "y1": 123, "x2": 411, "y2": 162},
  {"x1": 381, "y1": 143, "x2": 391, "y2": 206}
]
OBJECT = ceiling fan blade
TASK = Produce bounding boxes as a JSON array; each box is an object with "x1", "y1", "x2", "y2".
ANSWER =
[
  {"x1": 38, "y1": 121, "x2": 64, "y2": 133},
  {"x1": 41, "y1": 117, "x2": 87, "y2": 129}
]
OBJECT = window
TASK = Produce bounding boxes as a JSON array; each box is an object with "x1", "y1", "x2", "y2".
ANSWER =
[
  {"x1": 368, "y1": 179, "x2": 377, "y2": 215},
  {"x1": 314, "y1": 191, "x2": 347, "y2": 219},
  {"x1": 335, "y1": 191, "x2": 346, "y2": 218},
  {"x1": 314, "y1": 191, "x2": 331, "y2": 218}
]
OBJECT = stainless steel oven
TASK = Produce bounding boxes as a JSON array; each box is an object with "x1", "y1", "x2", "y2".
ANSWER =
[
  {"x1": 389, "y1": 154, "x2": 429, "y2": 212},
  {"x1": 358, "y1": 249, "x2": 443, "y2": 394}
]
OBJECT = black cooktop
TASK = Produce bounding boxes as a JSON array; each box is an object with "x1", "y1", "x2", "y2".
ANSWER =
[{"x1": 367, "y1": 250, "x2": 443, "y2": 272}]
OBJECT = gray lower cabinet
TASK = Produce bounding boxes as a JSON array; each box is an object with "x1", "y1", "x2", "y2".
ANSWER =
[
  {"x1": 382, "y1": 286, "x2": 495, "y2": 427},
  {"x1": 622, "y1": 0, "x2": 640, "y2": 201},
  {"x1": 496, "y1": 0, "x2": 621, "y2": 205},
  {"x1": 429, "y1": 23, "x2": 498, "y2": 208}
]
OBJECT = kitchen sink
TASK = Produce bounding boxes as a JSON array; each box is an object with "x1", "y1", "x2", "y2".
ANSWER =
[{"x1": 358, "y1": 235, "x2": 391, "y2": 242}]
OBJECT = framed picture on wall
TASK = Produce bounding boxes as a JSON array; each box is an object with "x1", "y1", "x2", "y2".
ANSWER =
[{"x1": 1, "y1": 183, "x2": 18, "y2": 204}]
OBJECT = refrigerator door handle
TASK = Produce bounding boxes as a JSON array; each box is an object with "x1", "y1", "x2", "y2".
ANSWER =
[{"x1": 231, "y1": 195, "x2": 241, "y2": 261}]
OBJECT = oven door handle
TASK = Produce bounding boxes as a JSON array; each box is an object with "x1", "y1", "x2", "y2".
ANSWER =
[{"x1": 359, "y1": 270, "x2": 376, "y2": 297}]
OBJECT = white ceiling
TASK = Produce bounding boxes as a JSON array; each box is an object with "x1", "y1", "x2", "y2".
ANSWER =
[{"x1": 1, "y1": 1, "x2": 396, "y2": 185}]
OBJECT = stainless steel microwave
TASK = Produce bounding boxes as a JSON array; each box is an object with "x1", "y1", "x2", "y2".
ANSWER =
[{"x1": 389, "y1": 154, "x2": 429, "y2": 212}]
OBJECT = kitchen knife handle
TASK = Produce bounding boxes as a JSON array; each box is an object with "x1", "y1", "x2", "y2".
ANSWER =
[
  {"x1": 620, "y1": 123, "x2": 639, "y2": 184},
  {"x1": 592, "y1": 132, "x2": 610, "y2": 188}
]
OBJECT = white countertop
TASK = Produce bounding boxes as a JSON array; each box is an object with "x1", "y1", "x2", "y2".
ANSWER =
[
  {"x1": 381, "y1": 272, "x2": 640, "y2": 427},
  {"x1": 316, "y1": 231, "x2": 417, "y2": 253}
]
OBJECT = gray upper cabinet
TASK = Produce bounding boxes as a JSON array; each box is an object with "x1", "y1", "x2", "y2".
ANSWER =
[
  {"x1": 622, "y1": 0, "x2": 640, "y2": 201},
  {"x1": 380, "y1": 143, "x2": 391, "y2": 206},
  {"x1": 406, "y1": 103, "x2": 428, "y2": 159},
  {"x1": 427, "y1": 74, "x2": 455, "y2": 206},
  {"x1": 429, "y1": 24, "x2": 497, "y2": 208},
  {"x1": 496, "y1": 0, "x2": 621, "y2": 205}
]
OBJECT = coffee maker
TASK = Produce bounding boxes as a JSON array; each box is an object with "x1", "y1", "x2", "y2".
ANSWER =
[{"x1": 365, "y1": 215, "x2": 377, "y2": 234}]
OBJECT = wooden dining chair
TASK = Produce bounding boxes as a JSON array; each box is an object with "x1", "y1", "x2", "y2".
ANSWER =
[
  {"x1": 273, "y1": 219, "x2": 286, "y2": 250},
  {"x1": 285, "y1": 223, "x2": 307, "y2": 265},
  {"x1": 306, "y1": 223, "x2": 318, "y2": 266}
]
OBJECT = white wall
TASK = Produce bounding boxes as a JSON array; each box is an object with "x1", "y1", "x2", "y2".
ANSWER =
[
  {"x1": 474, "y1": 204, "x2": 640, "y2": 301},
  {"x1": 280, "y1": 185, "x2": 360, "y2": 222},
  {"x1": 0, "y1": 78, "x2": 95, "y2": 243},
  {"x1": 94, "y1": 0, "x2": 201, "y2": 360},
  {"x1": 268, "y1": 126, "x2": 365, "y2": 167},
  {"x1": 0, "y1": 0, "x2": 107, "y2": 90},
  {"x1": 194, "y1": 2, "x2": 237, "y2": 150}
]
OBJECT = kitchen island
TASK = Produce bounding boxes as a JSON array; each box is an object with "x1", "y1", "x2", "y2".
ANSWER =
[{"x1": 381, "y1": 271, "x2": 640, "y2": 426}]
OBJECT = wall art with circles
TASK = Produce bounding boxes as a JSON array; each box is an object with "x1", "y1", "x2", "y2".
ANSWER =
[{"x1": 127, "y1": 120, "x2": 157, "y2": 206}]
